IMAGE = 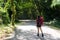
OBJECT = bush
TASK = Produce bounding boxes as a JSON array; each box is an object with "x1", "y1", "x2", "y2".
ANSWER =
[{"x1": 2, "y1": 12, "x2": 10, "y2": 24}]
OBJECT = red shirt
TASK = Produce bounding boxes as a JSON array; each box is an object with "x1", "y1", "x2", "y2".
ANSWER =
[
  {"x1": 36, "y1": 16, "x2": 44, "y2": 25},
  {"x1": 40, "y1": 16, "x2": 44, "y2": 25}
]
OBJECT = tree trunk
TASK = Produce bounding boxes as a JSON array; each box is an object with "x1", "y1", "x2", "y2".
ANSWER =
[{"x1": 10, "y1": 0, "x2": 16, "y2": 28}]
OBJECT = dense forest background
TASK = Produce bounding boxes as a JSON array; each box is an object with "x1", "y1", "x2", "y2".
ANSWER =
[{"x1": 0, "y1": 0, "x2": 60, "y2": 24}]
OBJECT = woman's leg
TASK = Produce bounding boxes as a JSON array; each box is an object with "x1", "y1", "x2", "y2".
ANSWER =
[
  {"x1": 40, "y1": 27, "x2": 44, "y2": 37},
  {"x1": 37, "y1": 27, "x2": 39, "y2": 36},
  {"x1": 40, "y1": 27, "x2": 43, "y2": 33}
]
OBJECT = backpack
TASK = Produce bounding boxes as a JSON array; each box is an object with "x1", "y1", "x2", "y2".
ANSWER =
[{"x1": 37, "y1": 18, "x2": 40, "y2": 25}]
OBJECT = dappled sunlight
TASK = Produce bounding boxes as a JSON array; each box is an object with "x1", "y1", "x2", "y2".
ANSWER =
[
  {"x1": 9, "y1": 28, "x2": 60, "y2": 40},
  {"x1": 8, "y1": 21, "x2": 60, "y2": 40}
]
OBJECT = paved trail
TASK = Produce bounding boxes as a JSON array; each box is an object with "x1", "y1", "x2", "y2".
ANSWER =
[{"x1": 10, "y1": 20, "x2": 60, "y2": 40}]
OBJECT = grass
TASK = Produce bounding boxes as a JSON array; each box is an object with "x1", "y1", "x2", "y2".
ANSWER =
[{"x1": 45, "y1": 21, "x2": 60, "y2": 30}]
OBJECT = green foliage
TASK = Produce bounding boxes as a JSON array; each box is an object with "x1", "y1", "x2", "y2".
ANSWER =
[
  {"x1": 15, "y1": 0, "x2": 36, "y2": 19},
  {"x1": 2, "y1": 12, "x2": 10, "y2": 24},
  {"x1": 14, "y1": 0, "x2": 60, "y2": 21},
  {"x1": 23, "y1": 2, "x2": 33, "y2": 8},
  {"x1": 52, "y1": 5, "x2": 60, "y2": 20},
  {"x1": 0, "y1": 0, "x2": 10, "y2": 24},
  {"x1": 0, "y1": 0, "x2": 60, "y2": 24},
  {"x1": 51, "y1": 0, "x2": 60, "y2": 7}
]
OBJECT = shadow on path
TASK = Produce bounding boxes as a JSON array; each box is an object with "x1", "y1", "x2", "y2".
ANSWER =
[
  {"x1": 7, "y1": 20, "x2": 60, "y2": 40},
  {"x1": 8, "y1": 28, "x2": 60, "y2": 40}
]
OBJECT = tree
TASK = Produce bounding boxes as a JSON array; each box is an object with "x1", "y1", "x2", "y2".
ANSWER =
[{"x1": 10, "y1": 0, "x2": 16, "y2": 29}]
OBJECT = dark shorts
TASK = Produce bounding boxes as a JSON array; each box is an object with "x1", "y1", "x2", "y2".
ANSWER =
[{"x1": 37, "y1": 23, "x2": 41, "y2": 27}]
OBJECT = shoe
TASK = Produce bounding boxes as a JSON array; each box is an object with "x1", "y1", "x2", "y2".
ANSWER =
[
  {"x1": 42, "y1": 33, "x2": 44, "y2": 37},
  {"x1": 37, "y1": 33, "x2": 39, "y2": 36}
]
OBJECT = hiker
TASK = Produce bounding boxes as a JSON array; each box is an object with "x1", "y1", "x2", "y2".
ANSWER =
[{"x1": 36, "y1": 16, "x2": 44, "y2": 37}]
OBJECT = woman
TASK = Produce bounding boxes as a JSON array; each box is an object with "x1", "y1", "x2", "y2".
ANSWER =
[{"x1": 36, "y1": 16, "x2": 44, "y2": 37}]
